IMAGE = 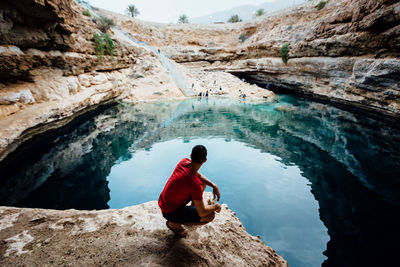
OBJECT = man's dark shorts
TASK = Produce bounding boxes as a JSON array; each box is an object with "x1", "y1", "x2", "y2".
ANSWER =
[{"x1": 162, "y1": 201, "x2": 201, "y2": 224}]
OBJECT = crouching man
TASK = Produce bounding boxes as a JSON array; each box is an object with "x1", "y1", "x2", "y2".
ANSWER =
[{"x1": 158, "y1": 145, "x2": 221, "y2": 237}]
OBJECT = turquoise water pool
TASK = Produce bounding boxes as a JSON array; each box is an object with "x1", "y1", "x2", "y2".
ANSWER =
[{"x1": 1, "y1": 96, "x2": 399, "y2": 267}]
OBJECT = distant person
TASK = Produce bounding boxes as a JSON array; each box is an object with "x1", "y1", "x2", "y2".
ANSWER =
[
  {"x1": 192, "y1": 83, "x2": 194, "y2": 89},
  {"x1": 266, "y1": 84, "x2": 270, "y2": 90},
  {"x1": 242, "y1": 93, "x2": 246, "y2": 99},
  {"x1": 205, "y1": 90, "x2": 209, "y2": 97},
  {"x1": 219, "y1": 86, "x2": 222, "y2": 91},
  {"x1": 198, "y1": 92, "x2": 202, "y2": 97},
  {"x1": 159, "y1": 145, "x2": 221, "y2": 237},
  {"x1": 158, "y1": 48, "x2": 160, "y2": 53}
]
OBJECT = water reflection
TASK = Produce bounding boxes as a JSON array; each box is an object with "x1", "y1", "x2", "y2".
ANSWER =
[{"x1": 0, "y1": 96, "x2": 399, "y2": 267}]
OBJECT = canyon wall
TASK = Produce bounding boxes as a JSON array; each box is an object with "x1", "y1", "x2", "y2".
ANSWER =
[
  {"x1": 1, "y1": 0, "x2": 398, "y2": 158},
  {"x1": 0, "y1": 0, "x2": 185, "y2": 160},
  {"x1": 120, "y1": 0, "x2": 400, "y2": 118}
]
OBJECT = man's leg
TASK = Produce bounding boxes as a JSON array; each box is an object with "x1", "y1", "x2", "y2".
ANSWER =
[
  {"x1": 165, "y1": 203, "x2": 215, "y2": 235},
  {"x1": 183, "y1": 211, "x2": 215, "y2": 226}
]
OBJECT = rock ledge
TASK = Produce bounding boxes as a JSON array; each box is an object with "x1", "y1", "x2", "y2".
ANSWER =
[{"x1": 0, "y1": 193, "x2": 288, "y2": 266}]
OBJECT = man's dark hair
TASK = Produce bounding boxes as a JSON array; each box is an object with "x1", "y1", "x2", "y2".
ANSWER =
[{"x1": 191, "y1": 145, "x2": 207, "y2": 163}]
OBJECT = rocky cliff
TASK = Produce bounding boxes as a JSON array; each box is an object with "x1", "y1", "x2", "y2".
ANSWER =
[
  {"x1": 0, "y1": 0, "x2": 189, "y2": 160},
  {"x1": 2, "y1": 0, "x2": 398, "y2": 160},
  {"x1": 118, "y1": 0, "x2": 400, "y2": 118},
  {"x1": 0, "y1": 193, "x2": 288, "y2": 267},
  {"x1": 0, "y1": 1, "x2": 399, "y2": 264}
]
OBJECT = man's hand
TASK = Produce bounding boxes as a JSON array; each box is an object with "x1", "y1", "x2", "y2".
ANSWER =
[{"x1": 212, "y1": 184, "x2": 220, "y2": 201}]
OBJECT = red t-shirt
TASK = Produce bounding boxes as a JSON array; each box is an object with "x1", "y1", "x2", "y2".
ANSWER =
[{"x1": 158, "y1": 158, "x2": 203, "y2": 213}]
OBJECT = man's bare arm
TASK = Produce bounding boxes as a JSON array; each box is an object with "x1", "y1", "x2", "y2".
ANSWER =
[
  {"x1": 192, "y1": 199, "x2": 221, "y2": 217},
  {"x1": 197, "y1": 172, "x2": 220, "y2": 201}
]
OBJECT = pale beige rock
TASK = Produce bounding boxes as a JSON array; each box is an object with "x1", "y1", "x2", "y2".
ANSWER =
[
  {"x1": 79, "y1": 73, "x2": 92, "y2": 88},
  {"x1": 112, "y1": 0, "x2": 399, "y2": 117},
  {"x1": 66, "y1": 76, "x2": 80, "y2": 94},
  {"x1": 0, "y1": 193, "x2": 288, "y2": 266},
  {"x1": 0, "y1": 90, "x2": 35, "y2": 105},
  {"x1": 91, "y1": 73, "x2": 108, "y2": 85},
  {"x1": 0, "y1": 104, "x2": 20, "y2": 118}
]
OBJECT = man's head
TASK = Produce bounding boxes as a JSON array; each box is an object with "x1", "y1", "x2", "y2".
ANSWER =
[{"x1": 191, "y1": 145, "x2": 207, "y2": 164}]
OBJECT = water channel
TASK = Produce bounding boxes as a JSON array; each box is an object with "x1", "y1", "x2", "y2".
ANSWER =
[{"x1": 0, "y1": 95, "x2": 399, "y2": 267}]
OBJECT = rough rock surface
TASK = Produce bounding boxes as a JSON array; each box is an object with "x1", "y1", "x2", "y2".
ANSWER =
[
  {"x1": 117, "y1": 0, "x2": 400, "y2": 118},
  {"x1": 0, "y1": 0, "x2": 276, "y2": 160},
  {"x1": 0, "y1": 193, "x2": 288, "y2": 267}
]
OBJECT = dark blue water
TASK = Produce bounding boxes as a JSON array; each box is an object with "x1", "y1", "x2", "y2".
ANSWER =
[{"x1": 0, "y1": 96, "x2": 399, "y2": 267}]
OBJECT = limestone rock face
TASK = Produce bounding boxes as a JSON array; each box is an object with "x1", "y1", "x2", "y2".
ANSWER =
[
  {"x1": 0, "y1": 0, "x2": 188, "y2": 159},
  {"x1": 197, "y1": 57, "x2": 400, "y2": 117},
  {"x1": 0, "y1": 193, "x2": 288, "y2": 267},
  {"x1": 117, "y1": 0, "x2": 399, "y2": 118}
]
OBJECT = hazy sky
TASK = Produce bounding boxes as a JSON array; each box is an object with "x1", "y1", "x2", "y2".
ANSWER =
[{"x1": 89, "y1": 0, "x2": 283, "y2": 23}]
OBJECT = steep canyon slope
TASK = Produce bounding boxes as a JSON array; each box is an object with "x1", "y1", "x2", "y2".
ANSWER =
[
  {"x1": 119, "y1": 0, "x2": 400, "y2": 118},
  {"x1": 0, "y1": 0, "x2": 186, "y2": 160}
]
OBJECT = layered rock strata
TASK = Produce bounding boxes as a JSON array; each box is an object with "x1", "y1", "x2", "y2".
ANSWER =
[
  {"x1": 0, "y1": 0, "x2": 188, "y2": 160},
  {"x1": 118, "y1": 0, "x2": 400, "y2": 118},
  {"x1": 0, "y1": 193, "x2": 288, "y2": 267}
]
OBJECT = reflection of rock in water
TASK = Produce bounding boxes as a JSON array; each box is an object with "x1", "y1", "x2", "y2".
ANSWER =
[
  {"x1": 0, "y1": 103, "x2": 164, "y2": 209},
  {"x1": 161, "y1": 97, "x2": 400, "y2": 266},
  {"x1": 311, "y1": 164, "x2": 400, "y2": 267}
]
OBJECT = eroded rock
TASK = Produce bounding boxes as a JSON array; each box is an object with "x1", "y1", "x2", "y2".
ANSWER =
[{"x1": 0, "y1": 193, "x2": 288, "y2": 266}]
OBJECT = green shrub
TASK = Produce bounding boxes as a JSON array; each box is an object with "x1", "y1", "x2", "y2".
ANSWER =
[
  {"x1": 82, "y1": 10, "x2": 91, "y2": 17},
  {"x1": 126, "y1": 4, "x2": 140, "y2": 18},
  {"x1": 280, "y1": 43, "x2": 289, "y2": 64},
  {"x1": 178, "y1": 14, "x2": 189, "y2": 24},
  {"x1": 149, "y1": 28, "x2": 153, "y2": 33},
  {"x1": 104, "y1": 34, "x2": 115, "y2": 58},
  {"x1": 256, "y1": 8, "x2": 265, "y2": 17},
  {"x1": 208, "y1": 41, "x2": 216, "y2": 47},
  {"x1": 228, "y1": 14, "x2": 242, "y2": 23},
  {"x1": 93, "y1": 33, "x2": 104, "y2": 63},
  {"x1": 239, "y1": 33, "x2": 248, "y2": 43},
  {"x1": 97, "y1": 16, "x2": 115, "y2": 33},
  {"x1": 317, "y1": 1, "x2": 327, "y2": 10}
]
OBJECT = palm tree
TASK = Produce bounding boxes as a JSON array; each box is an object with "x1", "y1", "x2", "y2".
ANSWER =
[
  {"x1": 227, "y1": 14, "x2": 242, "y2": 23},
  {"x1": 256, "y1": 8, "x2": 265, "y2": 17},
  {"x1": 178, "y1": 14, "x2": 189, "y2": 24},
  {"x1": 126, "y1": 4, "x2": 139, "y2": 18}
]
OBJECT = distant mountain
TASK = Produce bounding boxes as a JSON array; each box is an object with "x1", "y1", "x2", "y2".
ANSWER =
[{"x1": 190, "y1": 0, "x2": 306, "y2": 24}]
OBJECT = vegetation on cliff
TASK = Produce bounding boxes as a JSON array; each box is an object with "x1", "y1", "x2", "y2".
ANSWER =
[
  {"x1": 93, "y1": 33, "x2": 115, "y2": 62},
  {"x1": 93, "y1": 33, "x2": 104, "y2": 63},
  {"x1": 256, "y1": 8, "x2": 265, "y2": 17},
  {"x1": 280, "y1": 43, "x2": 289, "y2": 63},
  {"x1": 317, "y1": 1, "x2": 327, "y2": 10},
  {"x1": 178, "y1": 14, "x2": 189, "y2": 24},
  {"x1": 126, "y1": 4, "x2": 140, "y2": 18},
  {"x1": 239, "y1": 33, "x2": 248, "y2": 43},
  {"x1": 104, "y1": 34, "x2": 116, "y2": 58},
  {"x1": 82, "y1": 10, "x2": 91, "y2": 17},
  {"x1": 97, "y1": 16, "x2": 115, "y2": 33},
  {"x1": 228, "y1": 14, "x2": 242, "y2": 23}
]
